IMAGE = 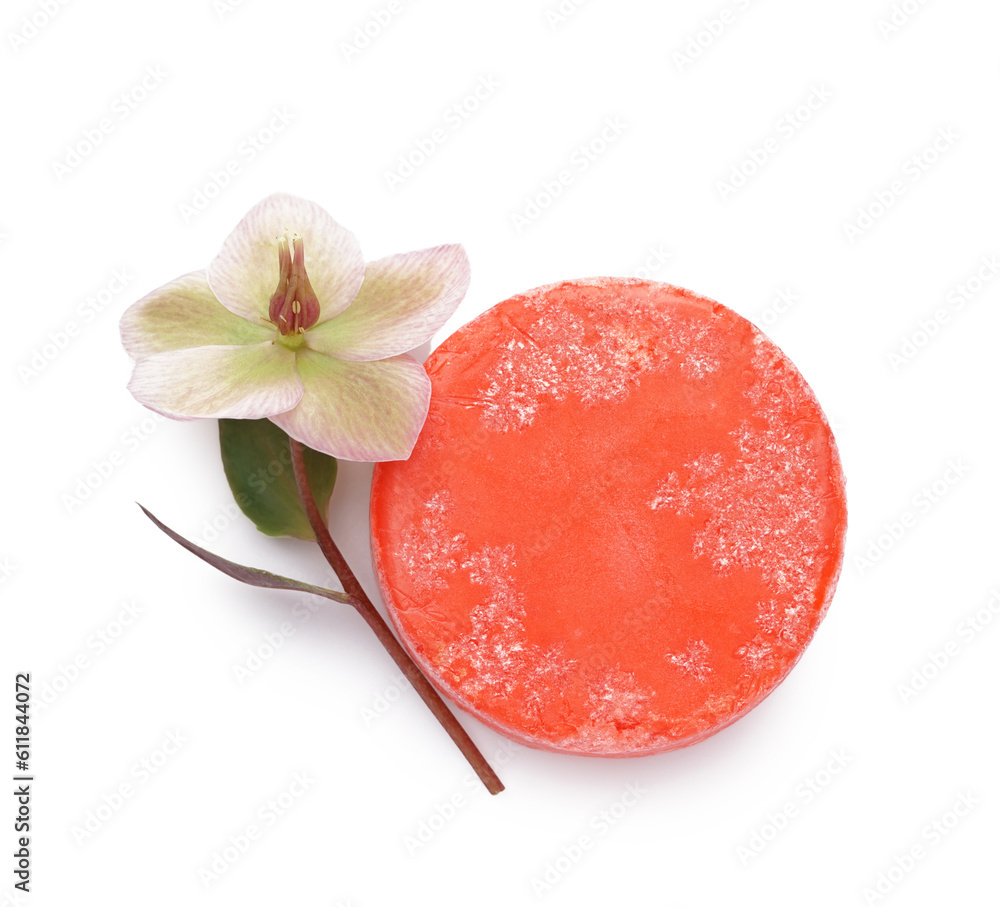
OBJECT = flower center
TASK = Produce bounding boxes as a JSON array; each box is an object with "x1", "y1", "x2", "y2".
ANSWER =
[{"x1": 268, "y1": 231, "x2": 320, "y2": 336}]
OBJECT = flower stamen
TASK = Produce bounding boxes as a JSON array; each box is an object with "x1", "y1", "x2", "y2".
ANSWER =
[{"x1": 268, "y1": 231, "x2": 321, "y2": 335}]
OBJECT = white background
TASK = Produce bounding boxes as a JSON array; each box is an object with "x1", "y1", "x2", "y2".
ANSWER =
[{"x1": 2, "y1": 0, "x2": 998, "y2": 905}]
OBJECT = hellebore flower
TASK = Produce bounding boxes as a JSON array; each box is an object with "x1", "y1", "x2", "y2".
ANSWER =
[{"x1": 120, "y1": 193, "x2": 470, "y2": 460}]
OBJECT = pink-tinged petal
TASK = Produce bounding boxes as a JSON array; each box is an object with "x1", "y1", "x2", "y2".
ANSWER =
[
  {"x1": 128, "y1": 343, "x2": 303, "y2": 420},
  {"x1": 120, "y1": 270, "x2": 272, "y2": 360},
  {"x1": 305, "y1": 244, "x2": 471, "y2": 361},
  {"x1": 207, "y1": 193, "x2": 365, "y2": 326},
  {"x1": 269, "y1": 349, "x2": 430, "y2": 461}
]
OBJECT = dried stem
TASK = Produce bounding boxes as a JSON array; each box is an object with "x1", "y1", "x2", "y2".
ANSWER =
[{"x1": 289, "y1": 439, "x2": 504, "y2": 796}]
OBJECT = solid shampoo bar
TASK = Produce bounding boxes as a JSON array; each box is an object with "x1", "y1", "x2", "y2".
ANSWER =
[{"x1": 371, "y1": 278, "x2": 847, "y2": 756}]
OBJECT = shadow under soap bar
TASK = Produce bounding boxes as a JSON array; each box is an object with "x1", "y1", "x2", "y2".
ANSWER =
[{"x1": 371, "y1": 278, "x2": 847, "y2": 756}]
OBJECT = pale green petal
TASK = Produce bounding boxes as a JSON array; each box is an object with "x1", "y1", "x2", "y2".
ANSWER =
[
  {"x1": 269, "y1": 349, "x2": 430, "y2": 461},
  {"x1": 128, "y1": 342, "x2": 302, "y2": 420},
  {"x1": 207, "y1": 193, "x2": 365, "y2": 325},
  {"x1": 305, "y1": 245, "x2": 470, "y2": 362},
  {"x1": 120, "y1": 270, "x2": 272, "y2": 360}
]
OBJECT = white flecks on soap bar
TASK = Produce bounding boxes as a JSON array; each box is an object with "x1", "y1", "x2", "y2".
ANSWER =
[
  {"x1": 666, "y1": 640, "x2": 713, "y2": 682},
  {"x1": 481, "y1": 285, "x2": 723, "y2": 433},
  {"x1": 431, "y1": 538, "x2": 664, "y2": 752},
  {"x1": 399, "y1": 491, "x2": 466, "y2": 595}
]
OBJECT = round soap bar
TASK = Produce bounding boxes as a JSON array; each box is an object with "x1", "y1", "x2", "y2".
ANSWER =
[{"x1": 370, "y1": 278, "x2": 847, "y2": 756}]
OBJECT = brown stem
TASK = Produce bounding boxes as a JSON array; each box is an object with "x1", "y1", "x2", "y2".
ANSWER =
[{"x1": 289, "y1": 438, "x2": 504, "y2": 796}]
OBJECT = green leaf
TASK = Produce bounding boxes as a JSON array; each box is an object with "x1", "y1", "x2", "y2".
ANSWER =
[
  {"x1": 138, "y1": 504, "x2": 353, "y2": 605},
  {"x1": 218, "y1": 418, "x2": 337, "y2": 540}
]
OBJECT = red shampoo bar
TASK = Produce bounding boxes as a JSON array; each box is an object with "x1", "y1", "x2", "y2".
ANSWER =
[{"x1": 371, "y1": 278, "x2": 847, "y2": 756}]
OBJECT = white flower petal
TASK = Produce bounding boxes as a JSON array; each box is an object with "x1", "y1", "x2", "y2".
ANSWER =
[
  {"x1": 269, "y1": 349, "x2": 431, "y2": 461},
  {"x1": 305, "y1": 245, "x2": 471, "y2": 361},
  {"x1": 120, "y1": 270, "x2": 272, "y2": 360},
  {"x1": 207, "y1": 193, "x2": 365, "y2": 325},
  {"x1": 128, "y1": 342, "x2": 303, "y2": 420}
]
